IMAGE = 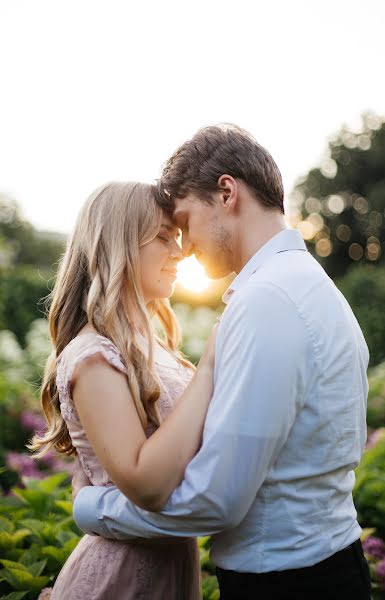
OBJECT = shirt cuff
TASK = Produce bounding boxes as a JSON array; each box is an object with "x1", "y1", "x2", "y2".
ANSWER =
[{"x1": 73, "y1": 485, "x2": 109, "y2": 536}]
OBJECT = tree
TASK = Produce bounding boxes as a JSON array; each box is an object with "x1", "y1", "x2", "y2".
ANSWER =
[
  {"x1": 0, "y1": 196, "x2": 65, "y2": 345},
  {"x1": 291, "y1": 113, "x2": 385, "y2": 279},
  {"x1": 0, "y1": 195, "x2": 65, "y2": 269}
]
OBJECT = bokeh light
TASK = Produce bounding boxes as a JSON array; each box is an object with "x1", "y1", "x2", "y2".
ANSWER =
[
  {"x1": 349, "y1": 243, "x2": 364, "y2": 261},
  {"x1": 316, "y1": 238, "x2": 332, "y2": 257},
  {"x1": 176, "y1": 256, "x2": 211, "y2": 293}
]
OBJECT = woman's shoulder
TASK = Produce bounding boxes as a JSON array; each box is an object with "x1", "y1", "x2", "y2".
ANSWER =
[{"x1": 57, "y1": 332, "x2": 127, "y2": 385}]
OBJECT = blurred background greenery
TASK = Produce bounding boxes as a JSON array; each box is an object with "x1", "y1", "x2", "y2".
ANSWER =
[{"x1": 1, "y1": 113, "x2": 385, "y2": 598}]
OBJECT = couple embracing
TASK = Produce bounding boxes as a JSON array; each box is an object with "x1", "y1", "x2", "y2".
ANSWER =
[{"x1": 32, "y1": 124, "x2": 371, "y2": 599}]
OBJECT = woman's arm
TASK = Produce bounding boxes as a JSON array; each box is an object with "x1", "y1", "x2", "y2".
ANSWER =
[{"x1": 72, "y1": 329, "x2": 216, "y2": 512}]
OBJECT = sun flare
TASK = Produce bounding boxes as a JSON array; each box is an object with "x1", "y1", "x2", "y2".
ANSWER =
[{"x1": 176, "y1": 256, "x2": 211, "y2": 293}]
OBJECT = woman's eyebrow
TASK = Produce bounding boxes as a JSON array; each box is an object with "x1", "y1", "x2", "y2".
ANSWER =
[{"x1": 160, "y1": 223, "x2": 180, "y2": 235}]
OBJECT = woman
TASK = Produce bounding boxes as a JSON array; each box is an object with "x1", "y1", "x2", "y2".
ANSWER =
[{"x1": 30, "y1": 181, "x2": 216, "y2": 599}]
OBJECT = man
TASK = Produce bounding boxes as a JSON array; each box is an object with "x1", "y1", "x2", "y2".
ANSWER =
[{"x1": 73, "y1": 124, "x2": 371, "y2": 599}]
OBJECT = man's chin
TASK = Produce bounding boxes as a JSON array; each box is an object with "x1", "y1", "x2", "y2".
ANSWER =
[{"x1": 205, "y1": 264, "x2": 232, "y2": 279}]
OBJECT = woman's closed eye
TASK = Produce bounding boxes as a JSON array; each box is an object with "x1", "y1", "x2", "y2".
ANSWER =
[{"x1": 157, "y1": 235, "x2": 171, "y2": 244}]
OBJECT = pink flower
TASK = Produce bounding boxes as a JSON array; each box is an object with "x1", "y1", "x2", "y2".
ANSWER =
[
  {"x1": 20, "y1": 410, "x2": 45, "y2": 433},
  {"x1": 363, "y1": 536, "x2": 385, "y2": 560},
  {"x1": 37, "y1": 588, "x2": 52, "y2": 600},
  {"x1": 376, "y1": 559, "x2": 385, "y2": 588},
  {"x1": 5, "y1": 451, "x2": 43, "y2": 478},
  {"x1": 38, "y1": 449, "x2": 73, "y2": 475}
]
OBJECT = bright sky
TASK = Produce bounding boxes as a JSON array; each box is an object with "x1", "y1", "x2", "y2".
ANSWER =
[{"x1": 1, "y1": 0, "x2": 384, "y2": 234}]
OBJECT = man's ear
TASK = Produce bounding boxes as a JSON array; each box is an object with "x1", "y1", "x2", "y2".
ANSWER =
[{"x1": 217, "y1": 174, "x2": 238, "y2": 211}]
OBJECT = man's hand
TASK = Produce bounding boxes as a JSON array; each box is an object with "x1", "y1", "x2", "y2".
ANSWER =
[
  {"x1": 197, "y1": 322, "x2": 219, "y2": 371},
  {"x1": 72, "y1": 455, "x2": 91, "y2": 503}
]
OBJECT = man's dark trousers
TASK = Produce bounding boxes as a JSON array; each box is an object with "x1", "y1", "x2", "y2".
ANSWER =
[{"x1": 216, "y1": 539, "x2": 372, "y2": 599}]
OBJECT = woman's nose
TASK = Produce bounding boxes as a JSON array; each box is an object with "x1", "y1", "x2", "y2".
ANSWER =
[{"x1": 170, "y1": 239, "x2": 183, "y2": 260}]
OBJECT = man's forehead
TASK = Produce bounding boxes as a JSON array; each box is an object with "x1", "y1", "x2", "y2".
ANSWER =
[
  {"x1": 172, "y1": 198, "x2": 190, "y2": 221},
  {"x1": 172, "y1": 195, "x2": 199, "y2": 217}
]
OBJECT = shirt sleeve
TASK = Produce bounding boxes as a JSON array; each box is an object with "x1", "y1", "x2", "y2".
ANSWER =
[{"x1": 73, "y1": 281, "x2": 310, "y2": 540}]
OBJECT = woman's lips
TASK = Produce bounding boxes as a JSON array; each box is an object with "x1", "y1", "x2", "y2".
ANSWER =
[{"x1": 162, "y1": 269, "x2": 177, "y2": 277}]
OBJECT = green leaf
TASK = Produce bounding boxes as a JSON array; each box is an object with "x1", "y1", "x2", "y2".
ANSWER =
[
  {"x1": 0, "y1": 592, "x2": 29, "y2": 600},
  {"x1": 0, "y1": 496, "x2": 24, "y2": 514},
  {"x1": 0, "y1": 559, "x2": 28, "y2": 571},
  {"x1": 0, "y1": 529, "x2": 30, "y2": 550},
  {"x1": 41, "y1": 545, "x2": 67, "y2": 564},
  {"x1": 13, "y1": 489, "x2": 52, "y2": 516},
  {"x1": 62, "y1": 537, "x2": 79, "y2": 554},
  {"x1": 5, "y1": 548, "x2": 24, "y2": 562},
  {"x1": 0, "y1": 531, "x2": 14, "y2": 550},
  {"x1": 12, "y1": 530, "x2": 31, "y2": 545},
  {"x1": 0, "y1": 516, "x2": 14, "y2": 533},
  {"x1": 201, "y1": 575, "x2": 219, "y2": 598},
  {"x1": 33, "y1": 472, "x2": 69, "y2": 494},
  {"x1": 54, "y1": 500, "x2": 73, "y2": 515},
  {"x1": 56, "y1": 529, "x2": 76, "y2": 545},
  {"x1": 27, "y1": 559, "x2": 47, "y2": 577},
  {"x1": 19, "y1": 519, "x2": 44, "y2": 539},
  {"x1": 19, "y1": 545, "x2": 42, "y2": 566},
  {"x1": 0, "y1": 567, "x2": 50, "y2": 591}
]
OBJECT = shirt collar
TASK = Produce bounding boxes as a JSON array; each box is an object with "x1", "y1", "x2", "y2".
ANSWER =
[{"x1": 222, "y1": 229, "x2": 307, "y2": 304}]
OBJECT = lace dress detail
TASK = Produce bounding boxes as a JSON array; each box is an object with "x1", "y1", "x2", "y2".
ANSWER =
[{"x1": 51, "y1": 333, "x2": 200, "y2": 600}]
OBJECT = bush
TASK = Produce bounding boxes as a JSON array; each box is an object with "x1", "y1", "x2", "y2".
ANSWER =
[
  {"x1": 0, "y1": 474, "x2": 82, "y2": 600},
  {"x1": 367, "y1": 362, "x2": 385, "y2": 429},
  {"x1": 354, "y1": 429, "x2": 385, "y2": 540},
  {"x1": 0, "y1": 475, "x2": 219, "y2": 599},
  {"x1": 0, "y1": 321, "x2": 68, "y2": 493},
  {"x1": 0, "y1": 268, "x2": 50, "y2": 348},
  {"x1": 336, "y1": 265, "x2": 385, "y2": 367}
]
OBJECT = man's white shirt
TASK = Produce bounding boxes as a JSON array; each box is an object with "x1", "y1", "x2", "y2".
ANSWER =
[{"x1": 74, "y1": 229, "x2": 369, "y2": 573}]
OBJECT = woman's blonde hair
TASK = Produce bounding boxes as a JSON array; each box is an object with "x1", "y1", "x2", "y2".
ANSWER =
[{"x1": 30, "y1": 181, "x2": 190, "y2": 457}]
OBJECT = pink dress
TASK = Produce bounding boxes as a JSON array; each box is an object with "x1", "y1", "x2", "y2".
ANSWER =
[{"x1": 50, "y1": 333, "x2": 201, "y2": 600}]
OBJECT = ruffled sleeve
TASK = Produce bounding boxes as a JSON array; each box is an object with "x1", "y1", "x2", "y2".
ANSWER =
[{"x1": 57, "y1": 333, "x2": 127, "y2": 424}]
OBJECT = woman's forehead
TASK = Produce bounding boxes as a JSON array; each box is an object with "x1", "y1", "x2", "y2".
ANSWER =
[{"x1": 161, "y1": 213, "x2": 180, "y2": 232}]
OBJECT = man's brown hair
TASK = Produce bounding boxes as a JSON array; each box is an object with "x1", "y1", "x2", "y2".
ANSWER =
[{"x1": 160, "y1": 124, "x2": 284, "y2": 213}]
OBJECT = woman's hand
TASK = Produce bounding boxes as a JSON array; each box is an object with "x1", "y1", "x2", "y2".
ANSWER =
[{"x1": 197, "y1": 321, "x2": 219, "y2": 371}]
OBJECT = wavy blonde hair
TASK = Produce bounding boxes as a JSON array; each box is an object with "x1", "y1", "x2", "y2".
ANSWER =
[{"x1": 30, "y1": 181, "x2": 191, "y2": 457}]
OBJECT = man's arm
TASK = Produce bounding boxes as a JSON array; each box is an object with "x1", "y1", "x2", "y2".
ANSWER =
[{"x1": 74, "y1": 282, "x2": 310, "y2": 540}]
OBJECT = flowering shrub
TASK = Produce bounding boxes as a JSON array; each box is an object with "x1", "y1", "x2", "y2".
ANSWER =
[
  {"x1": 1, "y1": 312, "x2": 385, "y2": 598},
  {"x1": 362, "y1": 532, "x2": 385, "y2": 598}
]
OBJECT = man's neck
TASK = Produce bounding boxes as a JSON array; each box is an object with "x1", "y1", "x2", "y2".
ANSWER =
[{"x1": 233, "y1": 214, "x2": 287, "y2": 274}]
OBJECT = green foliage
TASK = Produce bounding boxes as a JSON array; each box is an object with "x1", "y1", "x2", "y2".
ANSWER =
[
  {"x1": 336, "y1": 265, "x2": 385, "y2": 366},
  {"x1": 0, "y1": 375, "x2": 34, "y2": 492},
  {"x1": 173, "y1": 304, "x2": 220, "y2": 363},
  {"x1": 0, "y1": 474, "x2": 81, "y2": 599},
  {"x1": 292, "y1": 112, "x2": 385, "y2": 279},
  {"x1": 367, "y1": 363, "x2": 385, "y2": 429},
  {"x1": 0, "y1": 198, "x2": 64, "y2": 270},
  {"x1": 354, "y1": 429, "x2": 385, "y2": 540},
  {"x1": 199, "y1": 536, "x2": 219, "y2": 599},
  {"x1": 0, "y1": 197, "x2": 64, "y2": 347},
  {"x1": 0, "y1": 267, "x2": 50, "y2": 348}
]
